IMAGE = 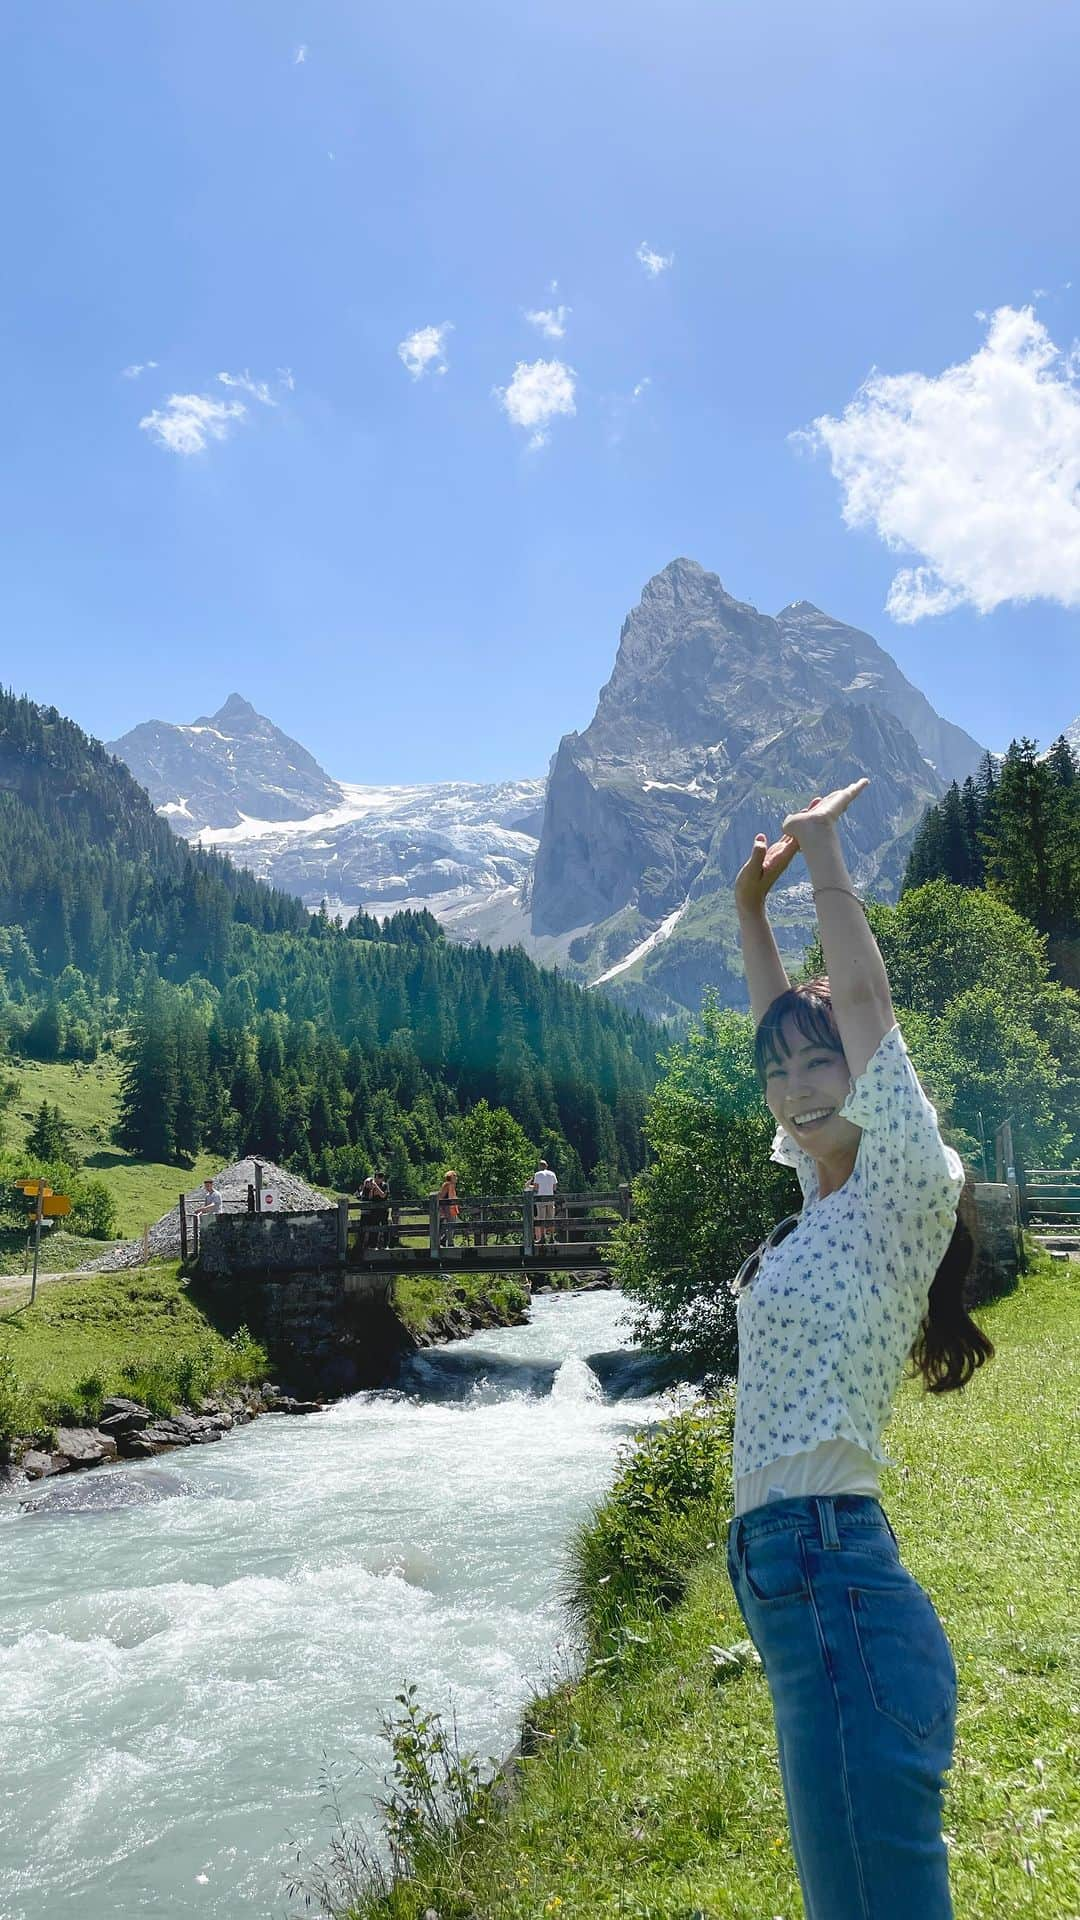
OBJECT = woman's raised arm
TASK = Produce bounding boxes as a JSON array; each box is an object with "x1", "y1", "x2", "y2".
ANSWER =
[
  {"x1": 734, "y1": 830, "x2": 799, "y2": 1025},
  {"x1": 781, "y1": 780, "x2": 895, "y2": 1081}
]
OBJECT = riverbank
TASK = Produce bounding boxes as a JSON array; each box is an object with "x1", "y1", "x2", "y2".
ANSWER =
[
  {"x1": 0, "y1": 1259, "x2": 577, "y2": 1483},
  {"x1": 306, "y1": 1246, "x2": 1079, "y2": 1920}
]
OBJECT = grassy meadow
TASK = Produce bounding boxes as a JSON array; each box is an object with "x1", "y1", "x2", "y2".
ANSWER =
[
  {"x1": 0, "y1": 1261, "x2": 269, "y2": 1440},
  {"x1": 5, "y1": 1053, "x2": 220, "y2": 1243},
  {"x1": 305, "y1": 1247, "x2": 1078, "y2": 1920}
]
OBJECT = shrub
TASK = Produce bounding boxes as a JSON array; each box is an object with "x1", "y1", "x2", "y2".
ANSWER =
[
  {"x1": 69, "y1": 1177, "x2": 118, "y2": 1241},
  {"x1": 563, "y1": 1391, "x2": 735, "y2": 1652}
]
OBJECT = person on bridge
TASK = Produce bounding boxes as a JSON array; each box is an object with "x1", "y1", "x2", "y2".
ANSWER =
[
  {"x1": 528, "y1": 1160, "x2": 558, "y2": 1247},
  {"x1": 730, "y1": 777, "x2": 994, "y2": 1920},
  {"x1": 436, "y1": 1170, "x2": 459, "y2": 1249},
  {"x1": 358, "y1": 1171, "x2": 387, "y2": 1252},
  {"x1": 193, "y1": 1178, "x2": 222, "y2": 1228}
]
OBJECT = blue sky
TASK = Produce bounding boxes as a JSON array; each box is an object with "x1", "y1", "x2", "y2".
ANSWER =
[{"x1": 4, "y1": 0, "x2": 1080, "y2": 783}]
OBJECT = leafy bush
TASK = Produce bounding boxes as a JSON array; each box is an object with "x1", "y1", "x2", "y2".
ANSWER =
[
  {"x1": 609, "y1": 993, "x2": 796, "y2": 1376},
  {"x1": 69, "y1": 1177, "x2": 118, "y2": 1240},
  {"x1": 563, "y1": 1392, "x2": 735, "y2": 1652}
]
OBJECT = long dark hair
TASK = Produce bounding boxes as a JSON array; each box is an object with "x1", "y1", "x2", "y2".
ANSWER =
[{"x1": 754, "y1": 977, "x2": 995, "y2": 1394}]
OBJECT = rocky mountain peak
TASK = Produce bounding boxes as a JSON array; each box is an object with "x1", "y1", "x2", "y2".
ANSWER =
[
  {"x1": 212, "y1": 692, "x2": 259, "y2": 725},
  {"x1": 109, "y1": 697, "x2": 343, "y2": 833},
  {"x1": 530, "y1": 565, "x2": 990, "y2": 1003}
]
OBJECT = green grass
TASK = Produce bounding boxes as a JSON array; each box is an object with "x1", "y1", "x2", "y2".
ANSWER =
[
  {"x1": 392, "y1": 1271, "x2": 530, "y2": 1338},
  {"x1": 5, "y1": 1054, "x2": 220, "y2": 1238},
  {"x1": 312, "y1": 1249, "x2": 1079, "y2": 1920},
  {"x1": 0, "y1": 1260, "x2": 267, "y2": 1438}
]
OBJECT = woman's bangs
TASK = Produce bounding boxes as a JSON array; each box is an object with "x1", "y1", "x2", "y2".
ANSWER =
[{"x1": 754, "y1": 987, "x2": 842, "y2": 1080}]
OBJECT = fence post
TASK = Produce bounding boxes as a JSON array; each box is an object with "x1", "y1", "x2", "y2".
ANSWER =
[
  {"x1": 618, "y1": 1182, "x2": 632, "y2": 1221},
  {"x1": 523, "y1": 1193, "x2": 534, "y2": 1257},
  {"x1": 429, "y1": 1195, "x2": 440, "y2": 1260},
  {"x1": 179, "y1": 1193, "x2": 188, "y2": 1262},
  {"x1": 336, "y1": 1196, "x2": 349, "y2": 1265}
]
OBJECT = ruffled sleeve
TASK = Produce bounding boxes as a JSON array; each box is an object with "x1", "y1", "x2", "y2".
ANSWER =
[{"x1": 839, "y1": 1023, "x2": 965, "y2": 1215}]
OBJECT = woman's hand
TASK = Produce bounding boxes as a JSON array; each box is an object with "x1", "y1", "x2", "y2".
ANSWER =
[
  {"x1": 782, "y1": 778, "x2": 869, "y2": 846},
  {"x1": 734, "y1": 826, "x2": 804, "y2": 914}
]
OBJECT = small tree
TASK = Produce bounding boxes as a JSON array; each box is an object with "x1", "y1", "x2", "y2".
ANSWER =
[
  {"x1": 26, "y1": 1100, "x2": 76, "y2": 1167},
  {"x1": 609, "y1": 993, "x2": 796, "y2": 1379},
  {"x1": 450, "y1": 1100, "x2": 536, "y2": 1196},
  {"x1": 23, "y1": 1000, "x2": 64, "y2": 1062},
  {"x1": 70, "y1": 1176, "x2": 119, "y2": 1240}
]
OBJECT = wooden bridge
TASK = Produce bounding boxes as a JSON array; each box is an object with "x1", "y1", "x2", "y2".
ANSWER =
[{"x1": 339, "y1": 1188, "x2": 634, "y2": 1275}]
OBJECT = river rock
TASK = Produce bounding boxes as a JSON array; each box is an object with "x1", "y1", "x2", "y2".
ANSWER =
[
  {"x1": 21, "y1": 1449, "x2": 70, "y2": 1480},
  {"x1": 98, "y1": 1397, "x2": 152, "y2": 1437},
  {"x1": 54, "y1": 1428, "x2": 119, "y2": 1469},
  {"x1": 19, "y1": 1467, "x2": 189, "y2": 1516}
]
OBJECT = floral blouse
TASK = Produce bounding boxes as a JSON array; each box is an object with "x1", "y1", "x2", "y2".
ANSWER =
[{"x1": 732, "y1": 1022, "x2": 966, "y2": 1481}]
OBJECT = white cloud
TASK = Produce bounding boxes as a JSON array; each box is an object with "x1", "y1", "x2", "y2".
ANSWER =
[
  {"x1": 397, "y1": 323, "x2": 452, "y2": 379},
  {"x1": 631, "y1": 377, "x2": 651, "y2": 400},
  {"x1": 139, "y1": 392, "x2": 246, "y2": 455},
  {"x1": 495, "y1": 358, "x2": 576, "y2": 450},
  {"x1": 217, "y1": 368, "x2": 276, "y2": 405},
  {"x1": 799, "y1": 304, "x2": 1080, "y2": 622},
  {"x1": 525, "y1": 304, "x2": 571, "y2": 340},
  {"x1": 294, "y1": 43, "x2": 307, "y2": 64},
  {"x1": 122, "y1": 361, "x2": 158, "y2": 379},
  {"x1": 277, "y1": 366, "x2": 296, "y2": 391},
  {"x1": 636, "y1": 241, "x2": 673, "y2": 277}
]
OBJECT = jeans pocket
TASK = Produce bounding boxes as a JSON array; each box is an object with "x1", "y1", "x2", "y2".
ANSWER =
[
  {"x1": 742, "y1": 1528, "x2": 809, "y2": 1606},
  {"x1": 850, "y1": 1581, "x2": 957, "y2": 1740}
]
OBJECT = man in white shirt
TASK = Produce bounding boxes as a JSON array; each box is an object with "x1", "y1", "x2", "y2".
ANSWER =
[
  {"x1": 528, "y1": 1161, "x2": 558, "y2": 1247},
  {"x1": 193, "y1": 1178, "x2": 222, "y2": 1233}
]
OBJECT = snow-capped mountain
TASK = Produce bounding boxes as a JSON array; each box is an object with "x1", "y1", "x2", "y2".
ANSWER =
[
  {"x1": 109, "y1": 693, "x2": 343, "y2": 830},
  {"x1": 109, "y1": 561, "x2": 992, "y2": 1012},
  {"x1": 191, "y1": 777, "x2": 546, "y2": 928},
  {"x1": 108, "y1": 693, "x2": 547, "y2": 930}
]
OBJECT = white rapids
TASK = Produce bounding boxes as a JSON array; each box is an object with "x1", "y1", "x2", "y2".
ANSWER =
[{"x1": 0, "y1": 1289, "x2": 683, "y2": 1919}]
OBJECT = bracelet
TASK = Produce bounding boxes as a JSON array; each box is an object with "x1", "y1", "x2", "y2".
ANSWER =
[{"x1": 812, "y1": 886, "x2": 864, "y2": 903}]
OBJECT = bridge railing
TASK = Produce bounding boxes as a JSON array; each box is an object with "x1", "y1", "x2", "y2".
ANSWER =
[{"x1": 339, "y1": 1188, "x2": 633, "y2": 1265}]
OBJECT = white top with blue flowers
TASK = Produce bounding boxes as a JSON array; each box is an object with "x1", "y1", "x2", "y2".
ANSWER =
[{"x1": 733, "y1": 1022, "x2": 965, "y2": 1513}]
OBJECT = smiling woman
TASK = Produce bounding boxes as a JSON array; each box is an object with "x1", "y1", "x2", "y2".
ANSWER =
[{"x1": 727, "y1": 777, "x2": 995, "y2": 1920}]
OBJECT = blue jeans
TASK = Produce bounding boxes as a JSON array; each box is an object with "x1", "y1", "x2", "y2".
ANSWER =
[{"x1": 726, "y1": 1494, "x2": 957, "y2": 1920}]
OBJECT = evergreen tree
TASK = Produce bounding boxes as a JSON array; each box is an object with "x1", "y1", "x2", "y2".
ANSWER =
[
  {"x1": 116, "y1": 972, "x2": 179, "y2": 1160},
  {"x1": 25, "y1": 1100, "x2": 76, "y2": 1165},
  {"x1": 23, "y1": 999, "x2": 64, "y2": 1062}
]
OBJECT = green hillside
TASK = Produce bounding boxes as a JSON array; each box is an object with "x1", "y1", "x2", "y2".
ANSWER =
[
  {"x1": 3, "y1": 1054, "x2": 219, "y2": 1240},
  {"x1": 0, "y1": 689, "x2": 661, "y2": 1197}
]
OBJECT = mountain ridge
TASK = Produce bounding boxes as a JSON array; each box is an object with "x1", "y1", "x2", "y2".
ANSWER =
[{"x1": 108, "y1": 558, "x2": 1000, "y2": 1013}]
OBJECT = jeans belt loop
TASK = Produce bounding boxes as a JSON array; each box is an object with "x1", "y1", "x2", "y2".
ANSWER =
[{"x1": 816, "y1": 1495, "x2": 840, "y2": 1551}]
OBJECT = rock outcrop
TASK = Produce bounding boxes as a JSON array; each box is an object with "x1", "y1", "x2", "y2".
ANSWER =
[{"x1": 530, "y1": 559, "x2": 987, "y2": 1010}]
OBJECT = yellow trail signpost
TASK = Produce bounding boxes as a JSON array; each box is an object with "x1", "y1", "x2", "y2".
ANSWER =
[{"x1": 14, "y1": 1178, "x2": 71, "y2": 1304}]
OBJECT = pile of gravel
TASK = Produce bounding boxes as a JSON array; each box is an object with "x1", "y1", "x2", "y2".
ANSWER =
[{"x1": 77, "y1": 1158, "x2": 330, "y2": 1273}]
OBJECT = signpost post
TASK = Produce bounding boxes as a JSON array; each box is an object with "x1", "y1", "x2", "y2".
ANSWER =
[{"x1": 14, "y1": 1179, "x2": 70, "y2": 1305}]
